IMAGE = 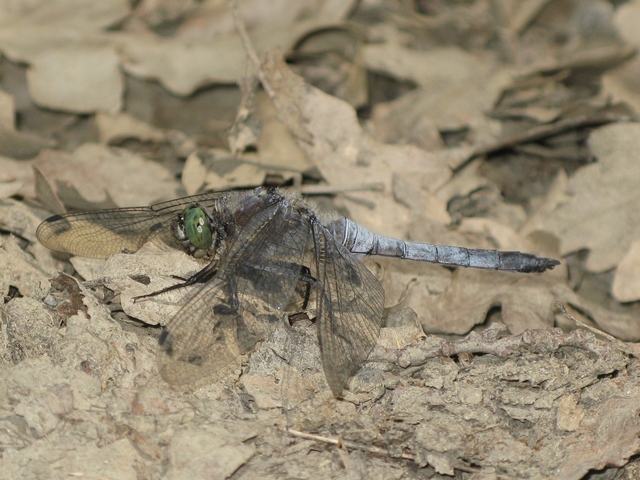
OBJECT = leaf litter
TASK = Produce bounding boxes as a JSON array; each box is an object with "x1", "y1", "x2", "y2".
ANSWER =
[{"x1": 1, "y1": 1, "x2": 640, "y2": 479}]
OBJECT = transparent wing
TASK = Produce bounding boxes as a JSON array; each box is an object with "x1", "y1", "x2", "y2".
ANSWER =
[
  {"x1": 311, "y1": 220, "x2": 385, "y2": 396},
  {"x1": 158, "y1": 199, "x2": 312, "y2": 387},
  {"x1": 229, "y1": 201, "x2": 312, "y2": 311},
  {"x1": 35, "y1": 191, "x2": 232, "y2": 258},
  {"x1": 157, "y1": 275, "x2": 243, "y2": 388}
]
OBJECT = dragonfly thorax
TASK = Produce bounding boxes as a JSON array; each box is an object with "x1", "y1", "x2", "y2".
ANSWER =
[{"x1": 174, "y1": 205, "x2": 214, "y2": 257}]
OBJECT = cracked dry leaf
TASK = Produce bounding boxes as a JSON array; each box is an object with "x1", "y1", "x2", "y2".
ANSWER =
[
  {"x1": 0, "y1": 197, "x2": 45, "y2": 244},
  {"x1": 0, "y1": 235, "x2": 50, "y2": 300},
  {"x1": 244, "y1": 317, "x2": 329, "y2": 410},
  {"x1": 166, "y1": 425, "x2": 256, "y2": 479},
  {"x1": 541, "y1": 122, "x2": 640, "y2": 272}
]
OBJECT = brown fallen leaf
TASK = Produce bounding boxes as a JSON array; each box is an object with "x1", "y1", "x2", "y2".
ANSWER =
[
  {"x1": 0, "y1": 90, "x2": 55, "y2": 159},
  {"x1": 552, "y1": 283, "x2": 640, "y2": 341},
  {"x1": 96, "y1": 112, "x2": 166, "y2": 145},
  {"x1": 612, "y1": 239, "x2": 640, "y2": 302},
  {"x1": 0, "y1": 1, "x2": 129, "y2": 114},
  {"x1": 541, "y1": 122, "x2": 640, "y2": 273},
  {"x1": 366, "y1": 45, "x2": 512, "y2": 150},
  {"x1": 259, "y1": 50, "x2": 453, "y2": 237},
  {"x1": 422, "y1": 268, "x2": 557, "y2": 335},
  {"x1": 33, "y1": 143, "x2": 180, "y2": 209}
]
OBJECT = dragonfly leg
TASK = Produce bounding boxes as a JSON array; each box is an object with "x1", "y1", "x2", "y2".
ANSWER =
[
  {"x1": 298, "y1": 265, "x2": 315, "y2": 310},
  {"x1": 133, "y1": 261, "x2": 218, "y2": 302}
]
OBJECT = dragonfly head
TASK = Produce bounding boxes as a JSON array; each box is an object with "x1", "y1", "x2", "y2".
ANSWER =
[{"x1": 174, "y1": 205, "x2": 214, "y2": 257}]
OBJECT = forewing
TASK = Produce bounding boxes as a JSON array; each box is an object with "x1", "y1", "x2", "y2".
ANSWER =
[
  {"x1": 36, "y1": 192, "x2": 228, "y2": 258},
  {"x1": 312, "y1": 221, "x2": 385, "y2": 396},
  {"x1": 159, "y1": 197, "x2": 311, "y2": 388},
  {"x1": 218, "y1": 196, "x2": 311, "y2": 311}
]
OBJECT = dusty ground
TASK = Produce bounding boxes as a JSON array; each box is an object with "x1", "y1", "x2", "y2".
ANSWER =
[{"x1": 1, "y1": 1, "x2": 640, "y2": 479}]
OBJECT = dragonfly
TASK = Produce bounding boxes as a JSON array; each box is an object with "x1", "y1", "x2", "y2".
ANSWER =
[{"x1": 36, "y1": 187, "x2": 559, "y2": 396}]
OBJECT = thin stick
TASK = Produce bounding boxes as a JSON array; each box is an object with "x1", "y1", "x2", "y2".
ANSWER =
[
  {"x1": 555, "y1": 301, "x2": 636, "y2": 355},
  {"x1": 228, "y1": 0, "x2": 276, "y2": 100},
  {"x1": 455, "y1": 112, "x2": 628, "y2": 173},
  {"x1": 287, "y1": 428, "x2": 479, "y2": 473},
  {"x1": 299, "y1": 183, "x2": 385, "y2": 196},
  {"x1": 287, "y1": 428, "x2": 416, "y2": 461}
]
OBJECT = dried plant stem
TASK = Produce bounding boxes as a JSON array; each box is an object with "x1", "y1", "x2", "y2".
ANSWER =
[
  {"x1": 227, "y1": 0, "x2": 276, "y2": 101},
  {"x1": 287, "y1": 428, "x2": 416, "y2": 461}
]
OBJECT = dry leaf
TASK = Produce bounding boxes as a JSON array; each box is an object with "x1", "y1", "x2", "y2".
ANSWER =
[
  {"x1": 3, "y1": 1, "x2": 639, "y2": 478},
  {"x1": 0, "y1": 0, "x2": 351, "y2": 110},
  {"x1": 251, "y1": 93, "x2": 312, "y2": 173},
  {"x1": 176, "y1": 0, "x2": 356, "y2": 38},
  {"x1": 364, "y1": 45, "x2": 491, "y2": 90},
  {"x1": 612, "y1": 239, "x2": 640, "y2": 302},
  {"x1": 541, "y1": 122, "x2": 640, "y2": 272},
  {"x1": 182, "y1": 149, "x2": 304, "y2": 195},
  {"x1": 552, "y1": 283, "x2": 640, "y2": 341},
  {"x1": 27, "y1": 47, "x2": 123, "y2": 113},
  {"x1": 366, "y1": 46, "x2": 512, "y2": 149},
  {"x1": 0, "y1": 88, "x2": 15, "y2": 128},
  {"x1": 0, "y1": 0, "x2": 130, "y2": 114},
  {"x1": 425, "y1": 269, "x2": 556, "y2": 334},
  {"x1": 260, "y1": 51, "x2": 452, "y2": 236},
  {"x1": 118, "y1": 18, "x2": 350, "y2": 96},
  {"x1": 96, "y1": 112, "x2": 166, "y2": 144},
  {"x1": 33, "y1": 143, "x2": 179, "y2": 209},
  {"x1": 33, "y1": 166, "x2": 65, "y2": 215},
  {"x1": 601, "y1": 2, "x2": 640, "y2": 113},
  {"x1": 101, "y1": 246, "x2": 202, "y2": 327},
  {"x1": 0, "y1": 90, "x2": 55, "y2": 158},
  {"x1": 0, "y1": 235, "x2": 51, "y2": 299}
]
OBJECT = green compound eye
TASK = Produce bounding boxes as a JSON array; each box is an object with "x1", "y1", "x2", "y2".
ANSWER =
[{"x1": 183, "y1": 206, "x2": 213, "y2": 250}]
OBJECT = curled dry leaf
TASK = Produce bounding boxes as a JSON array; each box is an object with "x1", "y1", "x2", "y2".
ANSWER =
[{"x1": 260, "y1": 51, "x2": 453, "y2": 236}]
